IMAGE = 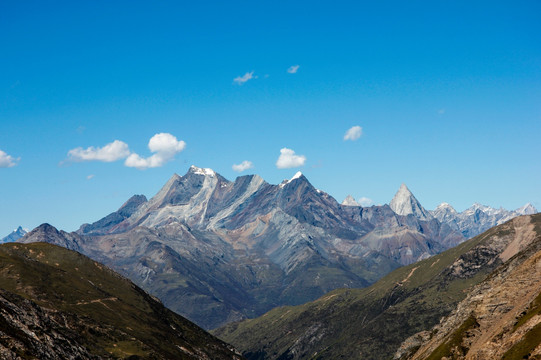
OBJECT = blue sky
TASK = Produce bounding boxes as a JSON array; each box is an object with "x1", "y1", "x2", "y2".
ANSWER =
[{"x1": 1, "y1": 1, "x2": 540, "y2": 235}]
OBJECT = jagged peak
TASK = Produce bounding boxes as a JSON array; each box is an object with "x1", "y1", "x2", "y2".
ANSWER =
[
  {"x1": 290, "y1": 171, "x2": 303, "y2": 181},
  {"x1": 435, "y1": 202, "x2": 457, "y2": 212},
  {"x1": 516, "y1": 202, "x2": 537, "y2": 215},
  {"x1": 188, "y1": 165, "x2": 216, "y2": 177},
  {"x1": 390, "y1": 183, "x2": 432, "y2": 220},
  {"x1": 342, "y1": 195, "x2": 360, "y2": 206},
  {"x1": 398, "y1": 183, "x2": 411, "y2": 193},
  {"x1": 279, "y1": 171, "x2": 308, "y2": 188}
]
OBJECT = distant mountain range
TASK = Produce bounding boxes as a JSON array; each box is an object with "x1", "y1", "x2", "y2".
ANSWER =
[
  {"x1": 18, "y1": 166, "x2": 536, "y2": 331},
  {"x1": 1, "y1": 226, "x2": 27, "y2": 243},
  {"x1": 344, "y1": 186, "x2": 536, "y2": 239}
]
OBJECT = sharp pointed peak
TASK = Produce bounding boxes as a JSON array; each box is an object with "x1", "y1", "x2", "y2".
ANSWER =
[
  {"x1": 390, "y1": 184, "x2": 431, "y2": 220},
  {"x1": 342, "y1": 195, "x2": 359, "y2": 206},
  {"x1": 290, "y1": 171, "x2": 303, "y2": 181},
  {"x1": 397, "y1": 183, "x2": 412, "y2": 193},
  {"x1": 279, "y1": 171, "x2": 308, "y2": 188},
  {"x1": 516, "y1": 202, "x2": 537, "y2": 215}
]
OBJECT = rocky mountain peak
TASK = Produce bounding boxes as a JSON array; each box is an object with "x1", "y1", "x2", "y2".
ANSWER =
[
  {"x1": 516, "y1": 202, "x2": 537, "y2": 215},
  {"x1": 434, "y1": 202, "x2": 457, "y2": 214},
  {"x1": 188, "y1": 165, "x2": 216, "y2": 177},
  {"x1": 389, "y1": 184, "x2": 432, "y2": 220},
  {"x1": 1, "y1": 226, "x2": 28, "y2": 243},
  {"x1": 118, "y1": 194, "x2": 147, "y2": 215},
  {"x1": 342, "y1": 195, "x2": 359, "y2": 206},
  {"x1": 279, "y1": 171, "x2": 307, "y2": 188}
]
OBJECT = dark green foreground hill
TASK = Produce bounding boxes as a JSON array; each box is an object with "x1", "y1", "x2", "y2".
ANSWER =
[
  {"x1": 214, "y1": 214, "x2": 541, "y2": 360},
  {"x1": 0, "y1": 242, "x2": 243, "y2": 359}
]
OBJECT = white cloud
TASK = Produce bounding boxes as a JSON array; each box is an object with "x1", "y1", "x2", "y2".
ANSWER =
[
  {"x1": 438, "y1": 108, "x2": 446, "y2": 115},
  {"x1": 343, "y1": 126, "x2": 362, "y2": 141},
  {"x1": 125, "y1": 133, "x2": 186, "y2": 170},
  {"x1": 358, "y1": 197, "x2": 373, "y2": 207},
  {"x1": 86, "y1": 174, "x2": 95, "y2": 180},
  {"x1": 287, "y1": 65, "x2": 300, "y2": 74},
  {"x1": 68, "y1": 140, "x2": 130, "y2": 162},
  {"x1": 276, "y1": 148, "x2": 306, "y2": 169},
  {"x1": 0, "y1": 149, "x2": 18, "y2": 168},
  {"x1": 233, "y1": 71, "x2": 255, "y2": 85},
  {"x1": 232, "y1": 160, "x2": 254, "y2": 172}
]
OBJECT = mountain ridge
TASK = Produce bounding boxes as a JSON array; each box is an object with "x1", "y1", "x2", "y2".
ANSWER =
[
  {"x1": 19, "y1": 167, "x2": 465, "y2": 329},
  {"x1": 17, "y1": 166, "x2": 535, "y2": 330}
]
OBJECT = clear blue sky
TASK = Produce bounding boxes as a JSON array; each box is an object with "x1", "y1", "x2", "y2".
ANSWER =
[{"x1": 1, "y1": 1, "x2": 540, "y2": 235}]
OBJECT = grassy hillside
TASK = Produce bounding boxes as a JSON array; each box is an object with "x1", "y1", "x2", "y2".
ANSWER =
[
  {"x1": 214, "y1": 215, "x2": 539, "y2": 360},
  {"x1": 0, "y1": 242, "x2": 242, "y2": 359}
]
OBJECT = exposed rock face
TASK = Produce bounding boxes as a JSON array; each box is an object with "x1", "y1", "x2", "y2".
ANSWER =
[
  {"x1": 215, "y1": 214, "x2": 541, "y2": 360},
  {"x1": 396, "y1": 214, "x2": 541, "y2": 360},
  {"x1": 0, "y1": 289, "x2": 98, "y2": 360},
  {"x1": 431, "y1": 201, "x2": 538, "y2": 239},
  {"x1": 20, "y1": 167, "x2": 464, "y2": 329},
  {"x1": 1, "y1": 226, "x2": 27, "y2": 243},
  {"x1": 78, "y1": 194, "x2": 147, "y2": 235},
  {"x1": 0, "y1": 242, "x2": 243, "y2": 360},
  {"x1": 341, "y1": 195, "x2": 359, "y2": 206},
  {"x1": 390, "y1": 184, "x2": 432, "y2": 221}
]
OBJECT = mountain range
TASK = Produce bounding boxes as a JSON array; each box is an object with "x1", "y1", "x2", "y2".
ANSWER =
[
  {"x1": 18, "y1": 166, "x2": 464, "y2": 329},
  {"x1": 17, "y1": 166, "x2": 536, "y2": 331},
  {"x1": 215, "y1": 213, "x2": 541, "y2": 360},
  {"x1": 344, "y1": 186, "x2": 536, "y2": 239}
]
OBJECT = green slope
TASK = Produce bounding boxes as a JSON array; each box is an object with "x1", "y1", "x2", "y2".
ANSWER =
[
  {"x1": 214, "y1": 215, "x2": 540, "y2": 360},
  {"x1": 0, "y1": 242, "x2": 242, "y2": 359}
]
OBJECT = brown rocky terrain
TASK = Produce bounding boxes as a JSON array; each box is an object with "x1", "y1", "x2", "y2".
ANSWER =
[{"x1": 396, "y1": 213, "x2": 541, "y2": 359}]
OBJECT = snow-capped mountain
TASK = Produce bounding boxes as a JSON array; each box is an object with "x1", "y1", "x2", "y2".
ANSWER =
[
  {"x1": 389, "y1": 184, "x2": 432, "y2": 221},
  {"x1": 17, "y1": 166, "x2": 534, "y2": 330},
  {"x1": 1, "y1": 226, "x2": 28, "y2": 243},
  {"x1": 430, "y1": 201, "x2": 538, "y2": 239},
  {"x1": 20, "y1": 166, "x2": 463, "y2": 330}
]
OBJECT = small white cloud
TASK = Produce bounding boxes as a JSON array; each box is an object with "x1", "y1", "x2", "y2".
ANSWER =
[
  {"x1": 0, "y1": 149, "x2": 18, "y2": 168},
  {"x1": 86, "y1": 174, "x2": 95, "y2": 180},
  {"x1": 358, "y1": 197, "x2": 373, "y2": 207},
  {"x1": 125, "y1": 133, "x2": 186, "y2": 170},
  {"x1": 343, "y1": 126, "x2": 362, "y2": 141},
  {"x1": 232, "y1": 160, "x2": 254, "y2": 172},
  {"x1": 276, "y1": 148, "x2": 306, "y2": 169},
  {"x1": 438, "y1": 108, "x2": 446, "y2": 115},
  {"x1": 287, "y1": 65, "x2": 300, "y2": 74},
  {"x1": 233, "y1": 71, "x2": 255, "y2": 85},
  {"x1": 68, "y1": 140, "x2": 130, "y2": 162}
]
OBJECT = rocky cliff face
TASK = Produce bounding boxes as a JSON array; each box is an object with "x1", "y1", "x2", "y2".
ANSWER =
[
  {"x1": 396, "y1": 213, "x2": 541, "y2": 360},
  {"x1": 390, "y1": 184, "x2": 432, "y2": 221},
  {"x1": 20, "y1": 167, "x2": 464, "y2": 329},
  {"x1": 0, "y1": 289, "x2": 97, "y2": 360}
]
